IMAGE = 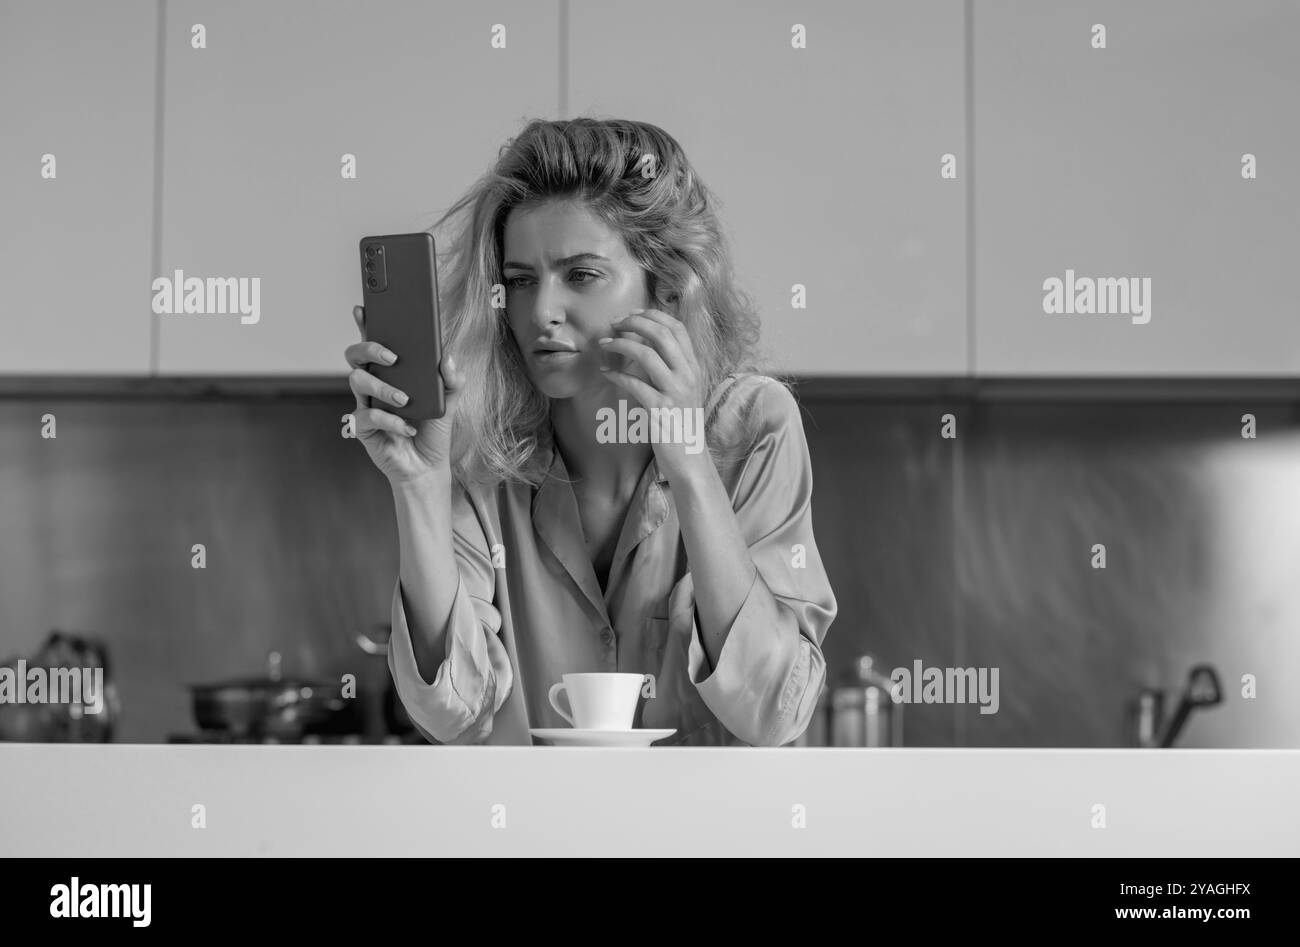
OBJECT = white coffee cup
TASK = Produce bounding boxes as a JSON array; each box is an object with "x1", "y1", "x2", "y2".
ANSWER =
[{"x1": 548, "y1": 672, "x2": 646, "y2": 730}]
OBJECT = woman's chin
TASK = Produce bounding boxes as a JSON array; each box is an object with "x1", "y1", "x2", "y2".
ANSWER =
[
  {"x1": 532, "y1": 374, "x2": 583, "y2": 400},
  {"x1": 529, "y1": 364, "x2": 601, "y2": 400}
]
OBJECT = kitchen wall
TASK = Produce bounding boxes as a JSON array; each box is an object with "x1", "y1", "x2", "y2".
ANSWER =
[
  {"x1": 3, "y1": 386, "x2": 1297, "y2": 747},
  {"x1": 812, "y1": 394, "x2": 1300, "y2": 749},
  {"x1": 0, "y1": 394, "x2": 392, "y2": 743}
]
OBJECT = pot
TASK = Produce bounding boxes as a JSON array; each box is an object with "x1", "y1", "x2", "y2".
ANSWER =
[
  {"x1": 0, "y1": 630, "x2": 120, "y2": 742},
  {"x1": 188, "y1": 651, "x2": 346, "y2": 739}
]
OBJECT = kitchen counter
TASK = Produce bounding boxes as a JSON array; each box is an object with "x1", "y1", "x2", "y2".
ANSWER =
[{"x1": 0, "y1": 744, "x2": 1296, "y2": 856}]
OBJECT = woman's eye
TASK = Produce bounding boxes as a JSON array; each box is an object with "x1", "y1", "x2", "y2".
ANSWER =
[{"x1": 505, "y1": 272, "x2": 598, "y2": 288}]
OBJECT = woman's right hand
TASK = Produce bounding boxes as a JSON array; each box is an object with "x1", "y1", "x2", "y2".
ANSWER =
[{"x1": 345, "y1": 304, "x2": 466, "y2": 485}]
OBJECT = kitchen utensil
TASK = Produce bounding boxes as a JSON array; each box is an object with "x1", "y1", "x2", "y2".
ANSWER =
[
  {"x1": 830, "y1": 654, "x2": 903, "y2": 747},
  {"x1": 547, "y1": 672, "x2": 645, "y2": 730},
  {"x1": 1158, "y1": 664, "x2": 1222, "y2": 748},
  {"x1": 529, "y1": 727, "x2": 675, "y2": 747},
  {"x1": 188, "y1": 651, "x2": 347, "y2": 740},
  {"x1": 0, "y1": 630, "x2": 120, "y2": 742},
  {"x1": 1131, "y1": 689, "x2": 1164, "y2": 748}
]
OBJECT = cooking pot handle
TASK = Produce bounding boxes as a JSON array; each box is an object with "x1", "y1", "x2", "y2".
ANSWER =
[{"x1": 355, "y1": 631, "x2": 389, "y2": 656}]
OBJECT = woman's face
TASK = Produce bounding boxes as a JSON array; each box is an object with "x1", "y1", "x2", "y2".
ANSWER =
[{"x1": 501, "y1": 200, "x2": 653, "y2": 400}]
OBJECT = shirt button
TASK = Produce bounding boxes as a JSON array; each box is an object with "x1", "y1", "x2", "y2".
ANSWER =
[{"x1": 601, "y1": 628, "x2": 614, "y2": 645}]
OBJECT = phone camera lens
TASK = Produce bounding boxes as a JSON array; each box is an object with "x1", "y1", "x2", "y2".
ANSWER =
[
  {"x1": 367, "y1": 277, "x2": 378, "y2": 288},
  {"x1": 365, "y1": 246, "x2": 376, "y2": 258},
  {"x1": 365, "y1": 261, "x2": 376, "y2": 273}
]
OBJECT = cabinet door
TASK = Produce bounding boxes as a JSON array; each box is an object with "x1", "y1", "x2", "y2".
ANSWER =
[
  {"x1": 158, "y1": 0, "x2": 558, "y2": 374},
  {"x1": 569, "y1": 0, "x2": 967, "y2": 376},
  {"x1": 0, "y1": 0, "x2": 157, "y2": 374},
  {"x1": 974, "y1": 0, "x2": 1300, "y2": 375}
]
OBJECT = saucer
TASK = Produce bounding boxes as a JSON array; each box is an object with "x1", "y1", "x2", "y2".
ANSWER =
[{"x1": 530, "y1": 727, "x2": 676, "y2": 747}]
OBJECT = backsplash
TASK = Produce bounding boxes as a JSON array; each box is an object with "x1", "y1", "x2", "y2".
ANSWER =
[{"x1": 2, "y1": 387, "x2": 1297, "y2": 746}]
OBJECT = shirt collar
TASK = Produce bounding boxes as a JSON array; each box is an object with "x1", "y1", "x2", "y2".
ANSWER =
[{"x1": 530, "y1": 439, "x2": 670, "y2": 618}]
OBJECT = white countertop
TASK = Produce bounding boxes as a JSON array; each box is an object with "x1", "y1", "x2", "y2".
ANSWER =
[{"x1": 1, "y1": 744, "x2": 1296, "y2": 856}]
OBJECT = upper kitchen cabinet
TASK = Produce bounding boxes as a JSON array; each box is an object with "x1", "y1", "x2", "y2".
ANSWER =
[
  {"x1": 568, "y1": 0, "x2": 967, "y2": 377},
  {"x1": 974, "y1": 0, "x2": 1300, "y2": 376},
  {"x1": 0, "y1": 0, "x2": 157, "y2": 375},
  {"x1": 158, "y1": 0, "x2": 558, "y2": 374}
]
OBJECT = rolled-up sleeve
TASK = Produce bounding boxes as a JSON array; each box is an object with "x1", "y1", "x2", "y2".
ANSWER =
[
  {"x1": 386, "y1": 480, "x2": 513, "y2": 745},
  {"x1": 670, "y1": 379, "x2": 837, "y2": 747}
]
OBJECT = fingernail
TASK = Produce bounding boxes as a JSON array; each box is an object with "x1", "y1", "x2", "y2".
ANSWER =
[
  {"x1": 382, "y1": 350, "x2": 397, "y2": 364},
  {"x1": 405, "y1": 425, "x2": 418, "y2": 437},
  {"x1": 629, "y1": 309, "x2": 645, "y2": 315},
  {"x1": 394, "y1": 391, "x2": 409, "y2": 405},
  {"x1": 597, "y1": 337, "x2": 613, "y2": 345}
]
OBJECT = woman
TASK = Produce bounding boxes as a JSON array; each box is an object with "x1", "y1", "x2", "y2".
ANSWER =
[{"x1": 344, "y1": 118, "x2": 837, "y2": 746}]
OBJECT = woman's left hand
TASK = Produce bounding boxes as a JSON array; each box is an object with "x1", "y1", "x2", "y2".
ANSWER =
[{"x1": 598, "y1": 308, "x2": 709, "y2": 477}]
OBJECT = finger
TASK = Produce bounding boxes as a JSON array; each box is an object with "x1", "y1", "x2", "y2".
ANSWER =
[
  {"x1": 613, "y1": 331, "x2": 653, "y2": 383},
  {"x1": 353, "y1": 305, "x2": 366, "y2": 338},
  {"x1": 356, "y1": 406, "x2": 418, "y2": 439},
  {"x1": 345, "y1": 340, "x2": 398, "y2": 370},
  {"x1": 635, "y1": 308, "x2": 693, "y2": 361},
  {"x1": 609, "y1": 312, "x2": 683, "y2": 370},
  {"x1": 614, "y1": 328, "x2": 666, "y2": 366},
  {"x1": 642, "y1": 307, "x2": 693, "y2": 351},
  {"x1": 348, "y1": 367, "x2": 410, "y2": 409},
  {"x1": 628, "y1": 307, "x2": 687, "y2": 337},
  {"x1": 598, "y1": 337, "x2": 672, "y2": 390},
  {"x1": 599, "y1": 366, "x2": 660, "y2": 409}
]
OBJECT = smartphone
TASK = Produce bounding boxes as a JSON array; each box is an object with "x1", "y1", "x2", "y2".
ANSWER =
[{"x1": 358, "y1": 232, "x2": 445, "y2": 420}]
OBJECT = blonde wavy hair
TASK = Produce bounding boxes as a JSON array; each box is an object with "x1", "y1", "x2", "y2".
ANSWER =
[{"x1": 427, "y1": 117, "x2": 784, "y2": 488}]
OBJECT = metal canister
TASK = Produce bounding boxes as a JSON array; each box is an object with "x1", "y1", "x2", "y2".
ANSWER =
[
  {"x1": 831, "y1": 687, "x2": 866, "y2": 746},
  {"x1": 830, "y1": 654, "x2": 903, "y2": 747}
]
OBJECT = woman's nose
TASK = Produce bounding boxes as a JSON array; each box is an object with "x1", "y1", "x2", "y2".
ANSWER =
[
  {"x1": 532, "y1": 308, "x2": 562, "y2": 329},
  {"x1": 528, "y1": 284, "x2": 565, "y2": 329}
]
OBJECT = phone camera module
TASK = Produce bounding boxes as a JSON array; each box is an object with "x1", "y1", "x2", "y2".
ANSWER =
[{"x1": 361, "y1": 238, "x2": 388, "y2": 292}]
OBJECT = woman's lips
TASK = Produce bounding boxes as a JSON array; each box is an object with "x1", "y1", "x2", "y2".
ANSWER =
[{"x1": 534, "y1": 349, "x2": 580, "y2": 366}]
